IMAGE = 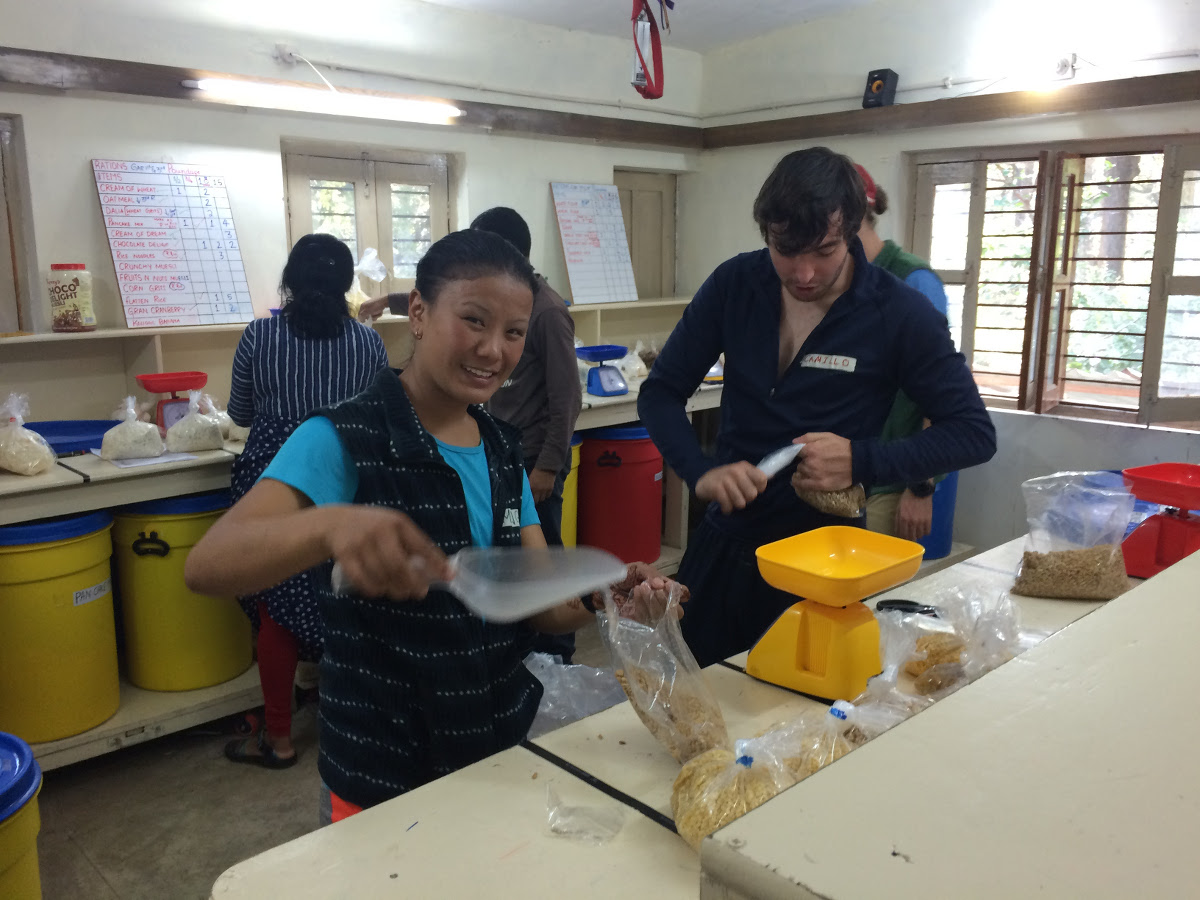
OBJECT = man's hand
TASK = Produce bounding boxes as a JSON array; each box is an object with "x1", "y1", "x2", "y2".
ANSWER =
[
  {"x1": 528, "y1": 468, "x2": 557, "y2": 504},
  {"x1": 356, "y1": 296, "x2": 390, "y2": 322},
  {"x1": 696, "y1": 462, "x2": 769, "y2": 515},
  {"x1": 792, "y1": 433, "x2": 853, "y2": 492},
  {"x1": 895, "y1": 488, "x2": 934, "y2": 542}
]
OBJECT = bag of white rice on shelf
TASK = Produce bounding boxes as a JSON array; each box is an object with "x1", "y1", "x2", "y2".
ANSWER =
[
  {"x1": 0, "y1": 393, "x2": 56, "y2": 476},
  {"x1": 198, "y1": 393, "x2": 233, "y2": 439},
  {"x1": 166, "y1": 391, "x2": 223, "y2": 452},
  {"x1": 101, "y1": 396, "x2": 164, "y2": 461},
  {"x1": 346, "y1": 247, "x2": 387, "y2": 322}
]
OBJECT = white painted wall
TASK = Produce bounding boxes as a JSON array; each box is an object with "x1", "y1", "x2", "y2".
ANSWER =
[
  {"x1": 959, "y1": 410, "x2": 1200, "y2": 551},
  {"x1": 701, "y1": 0, "x2": 1200, "y2": 120},
  {"x1": 0, "y1": 0, "x2": 704, "y2": 122},
  {"x1": 0, "y1": 90, "x2": 694, "y2": 331}
]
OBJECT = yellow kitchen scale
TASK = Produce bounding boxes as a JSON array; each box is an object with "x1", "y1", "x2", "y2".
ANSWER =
[{"x1": 746, "y1": 526, "x2": 926, "y2": 701}]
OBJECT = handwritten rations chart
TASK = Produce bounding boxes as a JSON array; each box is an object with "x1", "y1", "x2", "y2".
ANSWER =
[
  {"x1": 550, "y1": 182, "x2": 639, "y2": 305},
  {"x1": 92, "y1": 159, "x2": 253, "y2": 328}
]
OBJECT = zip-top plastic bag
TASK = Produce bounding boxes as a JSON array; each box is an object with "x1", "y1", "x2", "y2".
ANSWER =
[
  {"x1": 0, "y1": 393, "x2": 56, "y2": 476},
  {"x1": 1013, "y1": 472, "x2": 1135, "y2": 600},
  {"x1": 101, "y1": 396, "x2": 164, "y2": 460},
  {"x1": 346, "y1": 247, "x2": 388, "y2": 323},
  {"x1": 524, "y1": 652, "x2": 628, "y2": 740},
  {"x1": 166, "y1": 390, "x2": 224, "y2": 453},
  {"x1": 847, "y1": 610, "x2": 933, "y2": 741},
  {"x1": 198, "y1": 393, "x2": 233, "y2": 439},
  {"x1": 795, "y1": 483, "x2": 867, "y2": 518},
  {"x1": 599, "y1": 585, "x2": 730, "y2": 764}
]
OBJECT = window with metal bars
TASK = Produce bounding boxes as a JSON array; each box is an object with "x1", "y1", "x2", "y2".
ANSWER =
[
  {"x1": 283, "y1": 151, "x2": 449, "y2": 296},
  {"x1": 909, "y1": 140, "x2": 1200, "y2": 425}
]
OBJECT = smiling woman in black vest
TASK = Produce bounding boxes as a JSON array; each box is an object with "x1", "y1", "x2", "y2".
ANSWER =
[{"x1": 185, "y1": 229, "x2": 678, "y2": 823}]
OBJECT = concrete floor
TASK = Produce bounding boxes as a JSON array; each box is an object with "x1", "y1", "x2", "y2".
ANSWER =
[{"x1": 36, "y1": 621, "x2": 609, "y2": 899}]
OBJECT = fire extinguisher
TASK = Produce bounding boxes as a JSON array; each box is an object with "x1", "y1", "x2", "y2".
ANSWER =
[{"x1": 630, "y1": 0, "x2": 666, "y2": 100}]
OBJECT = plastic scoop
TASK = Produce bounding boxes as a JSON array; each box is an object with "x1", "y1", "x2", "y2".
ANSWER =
[
  {"x1": 331, "y1": 545, "x2": 627, "y2": 623},
  {"x1": 757, "y1": 442, "x2": 805, "y2": 478}
]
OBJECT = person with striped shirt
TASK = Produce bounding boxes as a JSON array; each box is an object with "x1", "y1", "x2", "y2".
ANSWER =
[{"x1": 223, "y1": 233, "x2": 388, "y2": 769}]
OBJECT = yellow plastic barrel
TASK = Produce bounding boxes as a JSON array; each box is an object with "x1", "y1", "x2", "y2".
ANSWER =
[
  {"x1": 112, "y1": 492, "x2": 251, "y2": 691},
  {"x1": 0, "y1": 513, "x2": 119, "y2": 744},
  {"x1": 560, "y1": 434, "x2": 583, "y2": 547},
  {"x1": 0, "y1": 732, "x2": 43, "y2": 900}
]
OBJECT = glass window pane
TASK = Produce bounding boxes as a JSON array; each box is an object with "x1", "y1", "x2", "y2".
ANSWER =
[
  {"x1": 928, "y1": 182, "x2": 971, "y2": 269},
  {"x1": 1175, "y1": 172, "x2": 1200, "y2": 276},
  {"x1": 987, "y1": 160, "x2": 1040, "y2": 189},
  {"x1": 942, "y1": 283, "x2": 964, "y2": 350},
  {"x1": 978, "y1": 282, "x2": 1028, "y2": 306},
  {"x1": 979, "y1": 259, "x2": 1031, "y2": 283},
  {"x1": 1072, "y1": 284, "x2": 1149, "y2": 310},
  {"x1": 391, "y1": 183, "x2": 432, "y2": 279},
  {"x1": 308, "y1": 179, "x2": 357, "y2": 260},
  {"x1": 1160, "y1": 295, "x2": 1200, "y2": 398}
]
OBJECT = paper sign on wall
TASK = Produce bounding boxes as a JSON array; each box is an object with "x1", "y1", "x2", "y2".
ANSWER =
[
  {"x1": 92, "y1": 159, "x2": 254, "y2": 328},
  {"x1": 551, "y1": 182, "x2": 639, "y2": 305}
]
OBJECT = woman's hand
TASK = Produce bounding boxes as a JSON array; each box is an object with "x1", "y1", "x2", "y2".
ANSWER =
[
  {"x1": 326, "y1": 505, "x2": 452, "y2": 601},
  {"x1": 528, "y1": 468, "x2": 557, "y2": 504},
  {"x1": 602, "y1": 562, "x2": 689, "y2": 625}
]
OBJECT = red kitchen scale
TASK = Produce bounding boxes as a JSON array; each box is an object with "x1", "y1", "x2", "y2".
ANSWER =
[
  {"x1": 1121, "y1": 463, "x2": 1200, "y2": 578},
  {"x1": 135, "y1": 371, "x2": 208, "y2": 430}
]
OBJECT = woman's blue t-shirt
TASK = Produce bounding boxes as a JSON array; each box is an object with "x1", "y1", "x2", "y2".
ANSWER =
[{"x1": 260, "y1": 416, "x2": 538, "y2": 547}]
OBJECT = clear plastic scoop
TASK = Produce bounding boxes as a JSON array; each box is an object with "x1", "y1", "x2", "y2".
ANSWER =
[
  {"x1": 756, "y1": 442, "x2": 805, "y2": 478},
  {"x1": 330, "y1": 545, "x2": 627, "y2": 623}
]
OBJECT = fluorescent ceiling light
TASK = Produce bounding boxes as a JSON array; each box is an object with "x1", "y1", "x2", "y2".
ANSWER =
[{"x1": 182, "y1": 77, "x2": 463, "y2": 125}]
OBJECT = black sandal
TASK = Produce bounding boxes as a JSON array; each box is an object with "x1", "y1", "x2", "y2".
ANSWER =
[{"x1": 224, "y1": 730, "x2": 297, "y2": 770}]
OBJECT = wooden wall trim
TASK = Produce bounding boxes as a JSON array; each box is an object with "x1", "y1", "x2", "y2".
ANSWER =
[
  {"x1": 3, "y1": 45, "x2": 1200, "y2": 153},
  {"x1": 702, "y1": 70, "x2": 1200, "y2": 149}
]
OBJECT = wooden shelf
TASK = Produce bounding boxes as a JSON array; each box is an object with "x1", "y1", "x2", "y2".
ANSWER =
[
  {"x1": 0, "y1": 314, "x2": 410, "y2": 346},
  {"x1": 31, "y1": 666, "x2": 263, "y2": 771},
  {"x1": 568, "y1": 297, "x2": 690, "y2": 312}
]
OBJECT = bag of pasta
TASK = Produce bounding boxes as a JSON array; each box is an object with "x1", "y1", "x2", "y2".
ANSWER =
[
  {"x1": 1013, "y1": 472, "x2": 1134, "y2": 600},
  {"x1": 847, "y1": 610, "x2": 933, "y2": 741},
  {"x1": 165, "y1": 391, "x2": 224, "y2": 452},
  {"x1": 795, "y1": 483, "x2": 866, "y2": 518},
  {"x1": 0, "y1": 393, "x2": 56, "y2": 476},
  {"x1": 599, "y1": 585, "x2": 730, "y2": 764},
  {"x1": 101, "y1": 396, "x2": 164, "y2": 460}
]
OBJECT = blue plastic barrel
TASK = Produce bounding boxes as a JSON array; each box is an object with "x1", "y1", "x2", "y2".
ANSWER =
[{"x1": 918, "y1": 470, "x2": 959, "y2": 560}]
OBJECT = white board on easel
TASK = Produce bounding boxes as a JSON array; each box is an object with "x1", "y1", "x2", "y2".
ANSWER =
[
  {"x1": 92, "y1": 159, "x2": 254, "y2": 328},
  {"x1": 551, "y1": 182, "x2": 639, "y2": 305}
]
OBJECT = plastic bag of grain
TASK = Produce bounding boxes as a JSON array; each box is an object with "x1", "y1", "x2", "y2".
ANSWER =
[
  {"x1": 165, "y1": 391, "x2": 223, "y2": 452},
  {"x1": 599, "y1": 584, "x2": 730, "y2": 764},
  {"x1": 198, "y1": 393, "x2": 233, "y2": 439},
  {"x1": 794, "y1": 483, "x2": 867, "y2": 518},
  {"x1": 101, "y1": 396, "x2": 164, "y2": 460},
  {"x1": 1013, "y1": 472, "x2": 1135, "y2": 600},
  {"x1": 0, "y1": 393, "x2": 57, "y2": 476}
]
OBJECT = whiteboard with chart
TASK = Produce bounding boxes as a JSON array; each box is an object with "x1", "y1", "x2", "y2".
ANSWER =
[
  {"x1": 551, "y1": 182, "x2": 639, "y2": 305},
  {"x1": 92, "y1": 159, "x2": 253, "y2": 328}
]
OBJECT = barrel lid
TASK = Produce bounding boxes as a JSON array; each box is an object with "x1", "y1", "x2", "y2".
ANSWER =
[
  {"x1": 0, "y1": 510, "x2": 112, "y2": 547},
  {"x1": 0, "y1": 732, "x2": 41, "y2": 822},
  {"x1": 570, "y1": 433, "x2": 584, "y2": 447},
  {"x1": 117, "y1": 490, "x2": 231, "y2": 516},
  {"x1": 584, "y1": 425, "x2": 651, "y2": 441}
]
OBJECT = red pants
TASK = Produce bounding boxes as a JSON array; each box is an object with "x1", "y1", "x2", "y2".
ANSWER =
[{"x1": 256, "y1": 602, "x2": 298, "y2": 740}]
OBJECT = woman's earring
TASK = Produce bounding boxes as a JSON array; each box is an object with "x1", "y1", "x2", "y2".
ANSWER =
[{"x1": 413, "y1": 330, "x2": 423, "y2": 341}]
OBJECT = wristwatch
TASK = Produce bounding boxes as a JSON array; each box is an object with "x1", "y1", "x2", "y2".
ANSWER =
[{"x1": 906, "y1": 479, "x2": 935, "y2": 499}]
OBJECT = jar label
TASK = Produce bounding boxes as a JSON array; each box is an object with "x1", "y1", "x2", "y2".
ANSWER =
[{"x1": 74, "y1": 577, "x2": 112, "y2": 607}]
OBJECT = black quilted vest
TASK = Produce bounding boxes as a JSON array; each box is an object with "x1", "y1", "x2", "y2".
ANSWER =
[{"x1": 312, "y1": 368, "x2": 541, "y2": 809}]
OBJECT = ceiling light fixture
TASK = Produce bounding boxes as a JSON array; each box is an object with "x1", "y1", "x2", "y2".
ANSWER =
[{"x1": 180, "y1": 77, "x2": 463, "y2": 125}]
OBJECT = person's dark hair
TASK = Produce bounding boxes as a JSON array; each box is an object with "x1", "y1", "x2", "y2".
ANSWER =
[
  {"x1": 415, "y1": 229, "x2": 538, "y2": 304},
  {"x1": 752, "y1": 147, "x2": 867, "y2": 256},
  {"x1": 470, "y1": 207, "x2": 532, "y2": 258},
  {"x1": 865, "y1": 184, "x2": 890, "y2": 228},
  {"x1": 279, "y1": 233, "x2": 354, "y2": 339}
]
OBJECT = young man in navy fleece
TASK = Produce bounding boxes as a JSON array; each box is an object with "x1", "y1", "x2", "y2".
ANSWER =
[{"x1": 637, "y1": 146, "x2": 996, "y2": 666}]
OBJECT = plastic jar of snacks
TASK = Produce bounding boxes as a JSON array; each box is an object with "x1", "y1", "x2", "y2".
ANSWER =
[{"x1": 47, "y1": 264, "x2": 96, "y2": 333}]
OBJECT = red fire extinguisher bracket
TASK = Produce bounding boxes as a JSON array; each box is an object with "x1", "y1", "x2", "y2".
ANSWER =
[{"x1": 631, "y1": 0, "x2": 664, "y2": 100}]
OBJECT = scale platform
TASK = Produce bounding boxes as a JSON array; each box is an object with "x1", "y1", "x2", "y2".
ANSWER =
[
  {"x1": 747, "y1": 526, "x2": 925, "y2": 701},
  {"x1": 1121, "y1": 463, "x2": 1200, "y2": 578}
]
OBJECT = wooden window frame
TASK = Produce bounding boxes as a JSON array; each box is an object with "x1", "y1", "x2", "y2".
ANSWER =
[
  {"x1": 283, "y1": 150, "x2": 449, "y2": 297},
  {"x1": 0, "y1": 117, "x2": 36, "y2": 333},
  {"x1": 907, "y1": 137, "x2": 1200, "y2": 425}
]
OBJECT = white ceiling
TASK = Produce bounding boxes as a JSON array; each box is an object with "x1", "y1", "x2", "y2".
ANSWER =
[{"x1": 416, "y1": 0, "x2": 872, "y2": 52}]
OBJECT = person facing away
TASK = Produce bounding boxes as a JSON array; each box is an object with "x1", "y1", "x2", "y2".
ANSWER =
[
  {"x1": 471, "y1": 206, "x2": 583, "y2": 662},
  {"x1": 637, "y1": 146, "x2": 996, "y2": 667},
  {"x1": 224, "y1": 232, "x2": 388, "y2": 769},
  {"x1": 186, "y1": 229, "x2": 680, "y2": 823},
  {"x1": 853, "y1": 163, "x2": 952, "y2": 543}
]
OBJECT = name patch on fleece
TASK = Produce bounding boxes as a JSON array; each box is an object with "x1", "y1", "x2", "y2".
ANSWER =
[{"x1": 800, "y1": 353, "x2": 857, "y2": 373}]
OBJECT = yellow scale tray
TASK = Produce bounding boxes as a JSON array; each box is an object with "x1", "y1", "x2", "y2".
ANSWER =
[{"x1": 747, "y1": 526, "x2": 925, "y2": 700}]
